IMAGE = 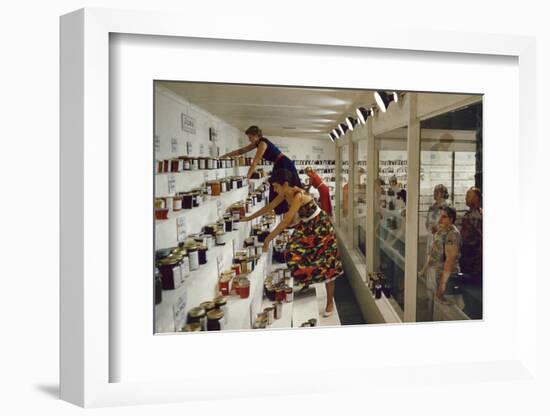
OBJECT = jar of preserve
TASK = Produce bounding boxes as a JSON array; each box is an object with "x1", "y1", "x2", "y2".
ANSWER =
[
  {"x1": 232, "y1": 218, "x2": 240, "y2": 231},
  {"x1": 206, "y1": 309, "x2": 224, "y2": 331},
  {"x1": 201, "y1": 234, "x2": 213, "y2": 249},
  {"x1": 182, "y1": 193, "x2": 193, "y2": 209},
  {"x1": 155, "y1": 208, "x2": 169, "y2": 220},
  {"x1": 162, "y1": 159, "x2": 170, "y2": 173},
  {"x1": 182, "y1": 322, "x2": 202, "y2": 332},
  {"x1": 179, "y1": 251, "x2": 190, "y2": 280},
  {"x1": 224, "y1": 215, "x2": 233, "y2": 233},
  {"x1": 231, "y1": 177, "x2": 238, "y2": 190},
  {"x1": 170, "y1": 159, "x2": 180, "y2": 173},
  {"x1": 276, "y1": 287, "x2": 286, "y2": 302},
  {"x1": 187, "y1": 307, "x2": 206, "y2": 331},
  {"x1": 284, "y1": 286, "x2": 293, "y2": 302},
  {"x1": 156, "y1": 160, "x2": 163, "y2": 173},
  {"x1": 238, "y1": 277, "x2": 250, "y2": 299},
  {"x1": 218, "y1": 273, "x2": 232, "y2": 296},
  {"x1": 154, "y1": 198, "x2": 165, "y2": 209},
  {"x1": 192, "y1": 191, "x2": 200, "y2": 207},
  {"x1": 213, "y1": 295, "x2": 228, "y2": 325},
  {"x1": 220, "y1": 179, "x2": 227, "y2": 193},
  {"x1": 210, "y1": 181, "x2": 221, "y2": 196},
  {"x1": 182, "y1": 157, "x2": 191, "y2": 171},
  {"x1": 154, "y1": 268, "x2": 162, "y2": 305},
  {"x1": 265, "y1": 283, "x2": 275, "y2": 301},
  {"x1": 215, "y1": 230, "x2": 225, "y2": 245},
  {"x1": 197, "y1": 244, "x2": 208, "y2": 265},
  {"x1": 207, "y1": 157, "x2": 214, "y2": 170},
  {"x1": 262, "y1": 307, "x2": 274, "y2": 325},
  {"x1": 231, "y1": 263, "x2": 241, "y2": 277},
  {"x1": 198, "y1": 157, "x2": 206, "y2": 170},
  {"x1": 187, "y1": 245, "x2": 199, "y2": 271},
  {"x1": 200, "y1": 301, "x2": 216, "y2": 314},
  {"x1": 157, "y1": 258, "x2": 182, "y2": 290},
  {"x1": 173, "y1": 195, "x2": 183, "y2": 211}
]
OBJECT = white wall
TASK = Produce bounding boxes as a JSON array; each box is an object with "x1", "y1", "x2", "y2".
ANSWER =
[
  {"x1": 269, "y1": 136, "x2": 336, "y2": 161},
  {"x1": 155, "y1": 85, "x2": 241, "y2": 160}
]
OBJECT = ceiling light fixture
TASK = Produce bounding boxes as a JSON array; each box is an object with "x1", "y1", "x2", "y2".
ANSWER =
[
  {"x1": 345, "y1": 116, "x2": 358, "y2": 131},
  {"x1": 332, "y1": 128, "x2": 341, "y2": 138},
  {"x1": 328, "y1": 132, "x2": 337, "y2": 142},
  {"x1": 338, "y1": 123, "x2": 349, "y2": 136},
  {"x1": 356, "y1": 107, "x2": 375, "y2": 124},
  {"x1": 374, "y1": 91, "x2": 400, "y2": 112}
]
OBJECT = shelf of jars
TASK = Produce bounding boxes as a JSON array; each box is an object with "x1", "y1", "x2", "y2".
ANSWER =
[{"x1": 154, "y1": 199, "x2": 277, "y2": 333}]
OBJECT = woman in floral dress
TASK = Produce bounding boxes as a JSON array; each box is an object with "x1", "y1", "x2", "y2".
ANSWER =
[{"x1": 243, "y1": 169, "x2": 343, "y2": 316}]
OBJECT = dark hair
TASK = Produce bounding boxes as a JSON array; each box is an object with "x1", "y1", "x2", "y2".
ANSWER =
[
  {"x1": 442, "y1": 206, "x2": 457, "y2": 223},
  {"x1": 245, "y1": 125, "x2": 263, "y2": 137},
  {"x1": 269, "y1": 169, "x2": 303, "y2": 189},
  {"x1": 469, "y1": 186, "x2": 482, "y2": 204},
  {"x1": 434, "y1": 184, "x2": 449, "y2": 200},
  {"x1": 397, "y1": 189, "x2": 407, "y2": 203}
]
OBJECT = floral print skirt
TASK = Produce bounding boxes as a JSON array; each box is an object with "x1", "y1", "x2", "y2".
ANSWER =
[{"x1": 287, "y1": 210, "x2": 343, "y2": 286}]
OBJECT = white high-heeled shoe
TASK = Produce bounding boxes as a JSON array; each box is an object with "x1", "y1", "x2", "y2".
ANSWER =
[{"x1": 323, "y1": 309, "x2": 334, "y2": 318}]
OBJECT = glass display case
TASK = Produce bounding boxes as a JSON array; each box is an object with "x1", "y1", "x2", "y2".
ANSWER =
[{"x1": 353, "y1": 140, "x2": 368, "y2": 257}]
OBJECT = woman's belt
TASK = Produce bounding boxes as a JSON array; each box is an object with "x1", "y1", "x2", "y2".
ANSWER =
[{"x1": 274, "y1": 153, "x2": 285, "y2": 163}]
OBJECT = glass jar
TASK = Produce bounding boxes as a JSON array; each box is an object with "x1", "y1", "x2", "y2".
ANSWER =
[
  {"x1": 154, "y1": 198, "x2": 165, "y2": 209},
  {"x1": 173, "y1": 195, "x2": 183, "y2": 211},
  {"x1": 206, "y1": 309, "x2": 224, "y2": 331},
  {"x1": 214, "y1": 295, "x2": 228, "y2": 325},
  {"x1": 187, "y1": 245, "x2": 199, "y2": 271},
  {"x1": 182, "y1": 157, "x2": 191, "y2": 171},
  {"x1": 218, "y1": 273, "x2": 232, "y2": 296},
  {"x1": 187, "y1": 306, "x2": 206, "y2": 331},
  {"x1": 182, "y1": 193, "x2": 193, "y2": 209},
  {"x1": 157, "y1": 258, "x2": 182, "y2": 290},
  {"x1": 238, "y1": 277, "x2": 250, "y2": 299},
  {"x1": 163, "y1": 159, "x2": 170, "y2": 173},
  {"x1": 224, "y1": 215, "x2": 233, "y2": 233},
  {"x1": 274, "y1": 301, "x2": 283, "y2": 319},
  {"x1": 170, "y1": 159, "x2": 180, "y2": 173},
  {"x1": 207, "y1": 157, "x2": 214, "y2": 170},
  {"x1": 200, "y1": 301, "x2": 216, "y2": 314},
  {"x1": 182, "y1": 322, "x2": 202, "y2": 332},
  {"x1": 155, "y1": 208, "x2": 169, "y2": 220},
  {"x1": 198, "y1": 157, "x2": 206, "y2": 170},
  {"x1": 275, "y1": 288, "x2": 285, "y2": 302},
  {"x1": 220, "y1": 179, "x2": 227, "y2": 193},
  {"x1": 285, "y1": 286, "x2": 293, "y2": 302},
  {"x1": 154, "y1": 268, "x2": 162, "y2": 305},
  {"x1": 197, "y1": 244, "x2": 208, "y2": 265},
  {"x1": 215, "y1": 230, "x2": 225, "y2": 245},
  {"x1": 210, "y1": 181, "x2": 221, "y2": 196},
  {"x1": 190, "y1": 158, "x2": 198, "y2": 171}
]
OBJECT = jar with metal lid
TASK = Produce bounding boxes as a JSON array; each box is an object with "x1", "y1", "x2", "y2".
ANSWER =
[
  {"x1": 206, "y1": 309, "x2": 224, "y2": 331},
  {"x1": 181, "y1": 157, "x2": 191, "y2": 171},
  {"x1": 197, "y1": 244, "x2": 208, "y2": 265},
  {"x1": 200, "y1": 301, "x2": 216, "y2": 314},
  {"x1": 220, "y1": 179, "x2": 227, "y2": 193},
  {"x1": 181, "y1": 322, "x2": 202, "y2": 332},
  {"x1": 190, "y1": 158, "x2": 198, "y2": 171},
  {"x1": 213, "y1": 295, "x2": 228, "y2": 325},
  {"x1": 275, "y1": 287, "x2": 285, "y2": 302},
  {"x1": 264, "y1": 307, "x2": 275, "y2": 325},
  {"x1": 204, "y1": 224, "x2": 217, "y2": 236},
  {"x1": 154, "y1": 268, "x2": 162, "y2": 305},
  {"x1": 198, "y1": 157, "x2": 206, "y2": 170},
  {"x1": 173, "y1": 195, "x2": 183, "y2": 211},
  {"x1": 187, "y1": 245, "x2": 199, "y2": 271},
  {"x1": 246, "y1": 198, "x2": 253, "y2": 213},
  {"x1": 215, "y1": 230, "x2": 225, "y2": 245},
  {"x1": 157, "y1": 257, "x2": 182, "y2": 290},
  {"x1": 223, "y1": 215, "x2": 233, "y2": 233},
  {"x1": 201, "y1": 234, "x2": 213, "y2": 249},
  {"x1": 192, "y1": 191, "x2": 200, "y2": 207},
  {"x1": 182, "y1": 193, "x2": 193, "y2": 209},
  {"x1": 155, "y1": 208, "x2": 169, "y2": 220},
  {"x1": 163, "y1": 159, "x2": 170, "y2": 173},
  {"x1": 231, "y1": 263, "x2": 241, "y2": 278},
  {"x1": 155, "y1": 198, "x2": 165, "y2": 210},
  {"x1": 210, "y1": 181, "x2": 221, "y2": 196},
  {"x1": 207, "y1": 157, "x2": 214, "y2": 170},
  {"x1": 156, "y1": 160, "x2": 164, "y2": 173},
  {"x1": 187, "y1": 307, "x2": 207, "y2": 331},
  {"x1": 285, "y1": 286, "x2": 293, "y2": 302},
  {"x1": 218, "y1": 273, "x2": 232, "y2": 296},
  {"x1": 170, "y1": 159, "x2": 180, "y2": 173},
  {"x1": 265, "y1": 283, "x2": 275, "y2": 301},
  {"x1": 238, "y1": 276, "x2": 250, "y2": 299}
]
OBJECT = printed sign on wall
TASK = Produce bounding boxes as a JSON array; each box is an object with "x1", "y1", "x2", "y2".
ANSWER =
[
  {"x1": 154, "y1": 134, "x2": 160, "y2": 153},
  {"x1": 168, "y1": 174, "x2": 176, "y2": 194},
  {"x1": 181, "y1": 113, "x2": 196, "y2": 134},
  {"x1": 171, "y1": 137, "x2": 178, "y2": 154},
  {"x1": 312, "y1": 146, "x2": 324, "y2": 154},
  {"x1": 176, "y1": 216, "x2": 187, "y2": 242},
  {"x1": 209, "y1": 127, "x2": 218, "y2": 142}
]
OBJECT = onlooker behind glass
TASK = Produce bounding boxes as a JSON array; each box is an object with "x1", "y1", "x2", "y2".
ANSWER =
[
  {"x1": 419, "y1": 184, "x2": 449, "y2": 276},
  {"x1": 458, "y1": 186, "x2": 483, "y2": 319},
  {"x1": 422, "y1": 206, "x2": 462, "y2": 320}
]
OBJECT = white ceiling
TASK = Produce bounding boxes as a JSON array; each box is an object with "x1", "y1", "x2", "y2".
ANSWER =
[{"x1": 158, "y1": 81, "x2": 377, "y2": 140}]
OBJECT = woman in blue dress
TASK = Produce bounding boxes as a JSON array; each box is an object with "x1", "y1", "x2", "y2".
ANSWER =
[{"x1": 221, "y1": 125, "x2": 302, "y2": 214}]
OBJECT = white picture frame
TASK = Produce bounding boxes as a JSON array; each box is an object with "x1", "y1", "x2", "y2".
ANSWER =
[{"x1": 60, "y1": 8, "x2": 539, "y2": 408}]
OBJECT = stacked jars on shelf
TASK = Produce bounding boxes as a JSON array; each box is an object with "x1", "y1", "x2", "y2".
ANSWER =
[
  {"x1": 156, "y1": 155, "x2": 273, "y2": 174},
  {"x1": 253, "y1": 267, "x2": 293, "y2": 329}
]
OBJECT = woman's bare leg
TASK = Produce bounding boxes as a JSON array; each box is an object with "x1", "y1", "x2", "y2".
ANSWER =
[{"x1": 325, "y1": 280, "x2": 335, "y2": 312}]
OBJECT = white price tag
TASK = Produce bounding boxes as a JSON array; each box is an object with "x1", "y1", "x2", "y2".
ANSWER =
[
  {"x1": 173, "y1": 294, "x2": 188, "y2": 331},
  {"x1": 171, "y1": 137, "x2": 178, "y2": 154},
  {"x1": 216, "y1": 200, "x2": 224, "y2": 218},
  {"x1": 216, "y1": 254, "x2": 223, "y2": 276},
  {"x1": 167, "y1": 174, "x2": 176, "y2": 195},
  {"x1": 176, "y1": 216, "x2": 187, "y2": 242}
]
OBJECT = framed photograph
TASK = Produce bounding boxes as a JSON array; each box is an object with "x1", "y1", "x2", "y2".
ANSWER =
[{"x1": 60, "y1": 7, "x2": 538, "y2": 408}]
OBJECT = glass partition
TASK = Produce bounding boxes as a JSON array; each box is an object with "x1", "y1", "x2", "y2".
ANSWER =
[
  {"x1": 353, "y1": 140, "x2": 368, "y2": 258},
  {"x1": 374, "y1": 128, "x2": 408, "y2": 314},
  {"x1": 416, "y1": 102, "x2": 482, "y2": 322},
  {"x1": 339, "y1": 144, "x2": 350, "y2": 236}
]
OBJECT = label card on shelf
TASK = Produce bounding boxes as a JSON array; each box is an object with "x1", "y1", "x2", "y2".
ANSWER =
[
  {"x1": 171, "y1": 137, "x2": 178, "y2": 154},
  {"x1": 216, "y1": 254, "x2": 223, "y2": 276},
  {"x1": 173, "y1": 294, "x2": 188, "y2": 332},
  {"x1": 176, "y1": 216, "x2": 187, "y2": 242},
  {"x1": 216, "y1": 200, "x2": 224, "y2": 218},
  {"x1": 168, "y1": 174, "x2": 176, "y2": 194}
]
